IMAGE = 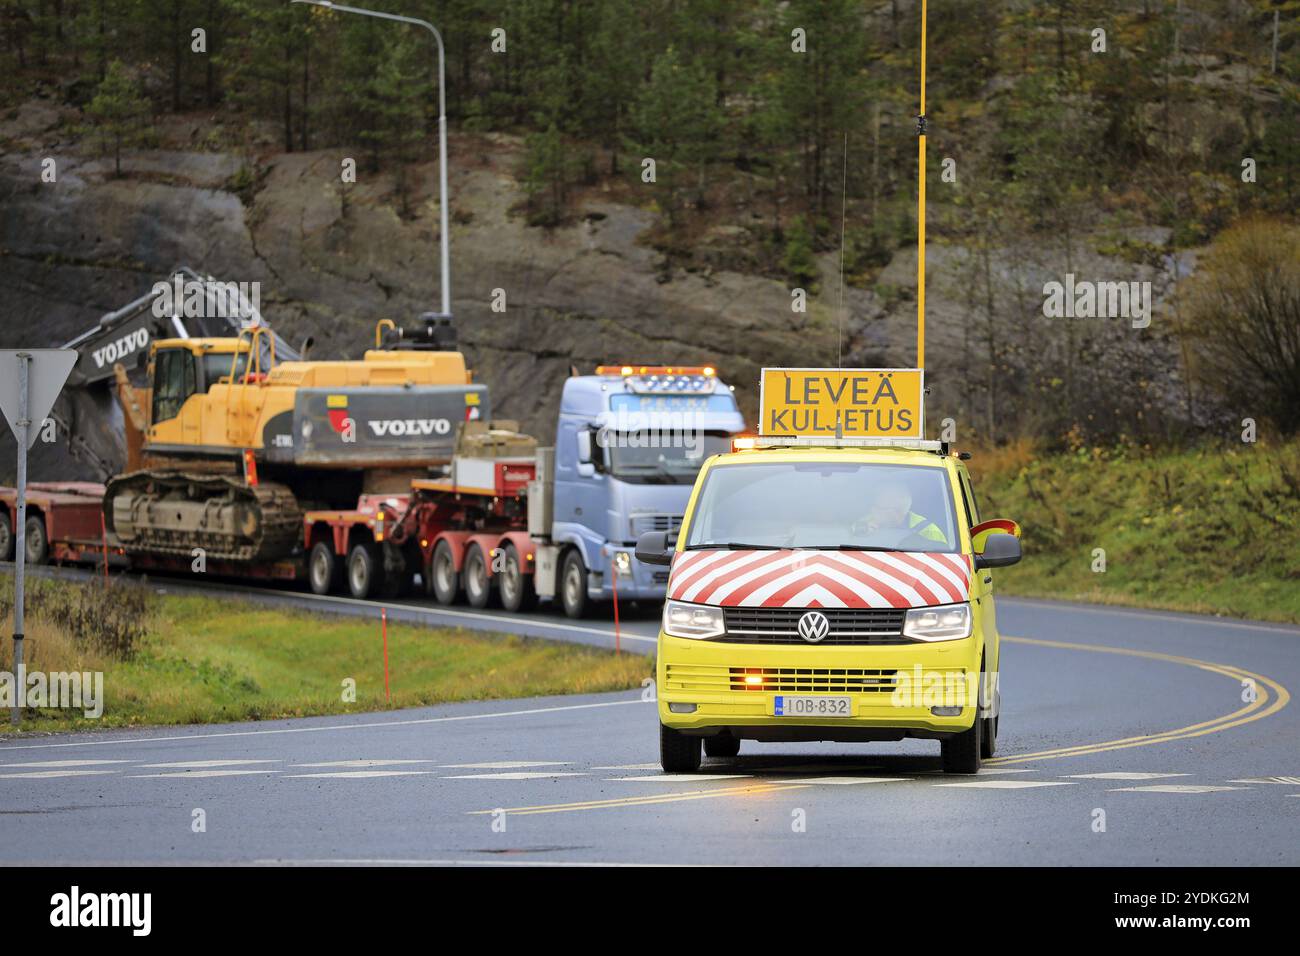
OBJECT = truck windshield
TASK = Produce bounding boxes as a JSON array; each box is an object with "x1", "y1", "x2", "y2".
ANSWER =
[
  {"x1": 683, "y1": 461, "x2": 960, "y2": 553},
  {"x1": 604, "y1": 432, "x2": 733, "y2": 484}
]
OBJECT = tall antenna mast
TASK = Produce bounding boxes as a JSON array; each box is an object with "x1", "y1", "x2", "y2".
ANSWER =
[{"x1": 916, "y1": 0, "x2": 928, "y2": 370}]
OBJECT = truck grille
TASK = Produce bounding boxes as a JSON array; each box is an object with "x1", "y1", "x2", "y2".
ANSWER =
[
  {"x1": 717, "y1": 607, "x2": 908, "y2": 645},
  {"x1": 631, "y1": 513, "x2": 683, "y2": 537}
]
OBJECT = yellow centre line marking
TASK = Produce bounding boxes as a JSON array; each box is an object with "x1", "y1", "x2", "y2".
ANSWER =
[
  {"x1": 987, "y1": 636, "x2": 1290, "y2": 764},
  {"x1": 466, "y1": 634, "x2": 1291, "y2": 815},
  {"x1": 468, "y1": 782, "x2": 812, "y2": 816}
]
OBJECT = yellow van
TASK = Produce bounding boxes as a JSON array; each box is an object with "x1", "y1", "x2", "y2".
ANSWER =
[{"x1": 635, "y1": 440, "x2": 1022, "y2": 774}]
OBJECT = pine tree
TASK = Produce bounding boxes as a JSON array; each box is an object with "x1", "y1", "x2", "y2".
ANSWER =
[{"x1": 86, "y1": 58, "x2": 150, "y2": 177}]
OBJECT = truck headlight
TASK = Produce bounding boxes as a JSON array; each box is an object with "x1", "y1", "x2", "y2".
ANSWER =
[
  {"x1": 613, "y1": 551, "x2": 632, "y2": 576},
  {"x1": 902, "y1": 603, "x2": 972, "y2": 641},
  {"x1": 662, "y1": 600, "x2": 725, "y2": 639}
]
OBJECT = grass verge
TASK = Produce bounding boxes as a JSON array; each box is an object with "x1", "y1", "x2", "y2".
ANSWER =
[
  {"x1": 971, "y1": 438, "x2": 1300, "y2": 625},
  {"x1": 0, "y1": 576, "x2": 651, "y2": 734}
]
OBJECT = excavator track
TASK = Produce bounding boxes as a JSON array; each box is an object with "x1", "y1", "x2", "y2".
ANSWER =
[{"x1": 105, "y1": 470, "x2": 301, "y2": 564}]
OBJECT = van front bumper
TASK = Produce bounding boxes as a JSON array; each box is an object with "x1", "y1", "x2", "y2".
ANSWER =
[{"x1": 657, "y1": 632, "x2": 983, "y2": 739}]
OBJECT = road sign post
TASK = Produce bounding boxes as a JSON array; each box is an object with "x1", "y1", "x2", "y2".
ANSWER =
[{"x1": 0, "y1": 348, "x2": 78, "y2": 725}]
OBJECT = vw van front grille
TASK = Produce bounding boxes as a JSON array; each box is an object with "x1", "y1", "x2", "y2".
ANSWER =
[
  {"x1": 665, "y1": 664, "x2": 900, "y2": 694},
  {"x1": 718, "y1": 607, "x2": 908, "y2": 644}
]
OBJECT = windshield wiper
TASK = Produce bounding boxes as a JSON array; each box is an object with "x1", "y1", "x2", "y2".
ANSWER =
[
  {"x1": 806, "y1": 544, "x2": 898, "y2": 552},
  {"x1": 685, "y1": 542, "x2": 788, "y2": 551}
]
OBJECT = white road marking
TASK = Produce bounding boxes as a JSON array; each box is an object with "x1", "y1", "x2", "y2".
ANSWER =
[
  {"x1": 592, "y1": 764, "x2": 663, "y2": 771},
  {"x1": 1228, "y1": 776, "x2": 1300, "y2": 785},
  {"x1": 0, "y1": 770, "x2": 120, "y2": 779},
  {"x1": 935, "y1": 780, "x2": 1078, "y2": 789},
  {"x1": 443, "y1": 772, "x2": 588, "y2": 780},
  {"x1": 1065, "y1": 772, "x2": 1192, "y2": 780},
  {"x1": 438, "y1": 761, "x2": 570, "y2": 769},
  {"x1": 1000, "y1": 596, "x2": 1300, "y2": 635},
  {"x1": 1107, "y1": 784, "x2": 1248, "y2": 794},
  {"x1": 0, "y1": 698, "x2": 649, "y2": 752},
  {"x1": 606, "y1": 774, "x2": 751, "y2": 782},
  {"x1": 129, "y1": 769, "x2": 282, "y2": 778},
  {"x1": 779, "y1": 776, "x2": 909, "y2": 785},
  {"x1": 295, "y1": 760, "x2": 435, "y2": 768},
  {"x1": 138, "y1": 760, "x2": 281, "y2": 769},
  {"x1": 758, "y1": 764, "x2": 883, "y2": 774},
  {"x1": 285, "y1": 771, "x2": 438, "y2": 779},
  {"x1": 0, "y1": 760, "x2": 131, "y2": 768}
]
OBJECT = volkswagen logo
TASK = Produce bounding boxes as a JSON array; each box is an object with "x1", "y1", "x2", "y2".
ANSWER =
[{"x1": 797, "y1": 610, "x2": 830, "y2": 643}]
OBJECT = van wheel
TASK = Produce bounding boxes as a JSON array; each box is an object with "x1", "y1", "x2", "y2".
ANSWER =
[
  {"x1": 981, "y1": 714, "x2": 998, "y2": 759},
  {"x1": 660, "y1": 723, "x2": 701, "y2": 773},
  {"x1": 498, "y1": 544, "x2": 536, "y2": 612},
  {"x1": 429, "y1": 540, "x2": 459, "y2": 605},
  {"x1": 0, "y1": 511, "x2": 13, "y2": 561},
  {"x1": 941, "y1": 705, "x2": 983, "y2": 774},
  {"x1": 560, "y1": 550, "x2": 589, "y2": 619},
  {"x1": 704, "y1": 735, "x2": 741, "y2": 758},
  {"x1": 309, "y1": 542, "x2": 341, "y2": 595},
  {"x1": 463, "y1": 544, "x2": 494, "y2": 609},
  {"x1": 347, "y1": 542, "x2": 383, "y2": 599},
  {"x1": 25, "y1": 515, "x2": 49, "y2": 565}
]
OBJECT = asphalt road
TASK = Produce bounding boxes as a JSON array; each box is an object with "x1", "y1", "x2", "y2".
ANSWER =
[{"x1": 0, "y1": 565, "x2": 1296, "y2": 865}]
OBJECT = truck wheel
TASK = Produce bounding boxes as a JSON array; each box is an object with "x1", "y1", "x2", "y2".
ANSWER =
[
  {"x1": 463, "y1": 544, "x2": 494, "y2": 609},
  {"x1": 0, "y1": 511, "x2": 13, "y2": 561},
  {"x1": 704, "y1": 735, "x2": 741, "y2": 758},
  {"x1": 347, "y1": 542, "x2": 383, "y2": 599},
  {"x1": 560, "y1": 550, "x2": 590, "y2": 619},
  {"x1": 980, "y1": 664, "x2": 998, "y2": 758},
  {"x1": 940, "y1": 703, "x2": 983, "y2": 774},
  {"x1": 660, "y1": 723, "x2": 702, "y2": 773},
  {"x1": 308, "y1": 541, "x2": 341, "y2": 595},
  {"x1": 24, "y1": 515, "x2": 49, "y2": 565},
  {"x1": 428, "y1": 540, "x2": 459, "y2": 605},
  {"x1": 498, "y1": 544, "x2": 536, "y2": 612}
]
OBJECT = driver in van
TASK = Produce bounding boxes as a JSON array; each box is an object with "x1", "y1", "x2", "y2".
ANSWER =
[{"x1": 854, "y1": 478, "x2": 948, "y2": 546}]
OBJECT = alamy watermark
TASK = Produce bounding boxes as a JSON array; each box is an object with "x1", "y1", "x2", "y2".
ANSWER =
[
  {"x1": 0, "y1": 666, "x2": 104, "y2": 718},
  {"x1": 151, "y1": 274, "x2": 261, "y2": 321},
  {"x1": 1042, "y1": 273, "x2": 1151, "y2": 329}
]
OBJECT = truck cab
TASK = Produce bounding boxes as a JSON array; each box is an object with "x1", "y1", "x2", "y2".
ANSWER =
[{"x1": 547, "y1": 366, "x2": 746, "y2": 617}]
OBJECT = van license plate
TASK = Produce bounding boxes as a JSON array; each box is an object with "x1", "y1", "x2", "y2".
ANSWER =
[{"x1": 773, "y1": 695, "x2": 852, "y2": 717}]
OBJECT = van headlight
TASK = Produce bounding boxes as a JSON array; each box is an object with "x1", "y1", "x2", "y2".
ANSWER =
[
  {"x1": 902, "y1": 603, "x2": 972, "y2": 641},
  {"x1": 662, "y1": 600, "x2": 725, "y2": 639}
]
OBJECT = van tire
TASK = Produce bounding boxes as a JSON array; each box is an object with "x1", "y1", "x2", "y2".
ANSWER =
[
  {"x1": 981, "y1": 714, "x2": 998, "y2": 758},
  {"x1": 941, "y1": 706, "x2": 983, "y2": 774},
  {"x1": 704, "y1": 735, "x2": 741, "y2": 758},
  {"x1": 660, "y1": 723, "x2": 701, "y2": 772}
]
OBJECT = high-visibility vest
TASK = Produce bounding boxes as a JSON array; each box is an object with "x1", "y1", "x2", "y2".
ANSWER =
[{"x1": 908, "y1": 511, "x2": 948, "y2": 544}]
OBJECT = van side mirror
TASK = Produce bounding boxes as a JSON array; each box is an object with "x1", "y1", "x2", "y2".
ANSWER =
[
  {"x1": 635, "y1": 531, "x2": 675, "y2": 567},
  {"x1": 576, "y1": 429, "x2": 593, "y2": 464},
  {"x1": 974, "y1": 532, "x2": 1021, "y2": 569}
]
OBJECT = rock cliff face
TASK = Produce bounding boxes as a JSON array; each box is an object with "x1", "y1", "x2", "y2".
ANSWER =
[{"x1": 0, "y1": 99, "x2": 1187, "y2": 482}]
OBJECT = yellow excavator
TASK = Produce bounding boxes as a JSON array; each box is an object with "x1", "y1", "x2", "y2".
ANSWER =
[{"x1": 57, "y1": 271, "x2": 487, "y2": 566}]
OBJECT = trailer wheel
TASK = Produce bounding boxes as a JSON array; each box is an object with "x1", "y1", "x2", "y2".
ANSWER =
[
  {"x1": 428, "y1": 540, "x2": 459, "y2": 605},
  {"x1": 463, "y1": 544, "x2": 494, "y2": 609},
  {"x1": 24, "y1": 515, "x2": 49, "y2": 566},
  {"x1": 346, "y1": 542, "x2": 383, "y2": 599},
  {"x1": 560, "y1": 549, "x2": 590, "y2": 619},
  {"x1": 309, "y1": 542, "x2": 342, "y2": 595},
  {"x1": 0, "y1": 511, "x2": 12, "y2": 562},
  {"x1": 498, "y1": 544, "x2": 536, "y2": 613}
]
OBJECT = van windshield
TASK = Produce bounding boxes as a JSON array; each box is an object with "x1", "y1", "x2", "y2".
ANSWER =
[{"x1": 683, "y1": 460, "x2": 960, "y2": 554}]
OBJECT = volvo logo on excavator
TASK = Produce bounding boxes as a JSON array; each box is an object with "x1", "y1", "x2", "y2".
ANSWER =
[
  {"x1": 366, "y1": 418, "x2": 453, "y2": 438},
  {"x1": 91, "y1": 329, "x2": 149, "y2": 369}
]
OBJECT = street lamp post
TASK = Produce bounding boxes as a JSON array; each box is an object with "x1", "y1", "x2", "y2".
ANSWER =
[{"x1": 291, "y1": 0, "x2": 452, "y2": 323}]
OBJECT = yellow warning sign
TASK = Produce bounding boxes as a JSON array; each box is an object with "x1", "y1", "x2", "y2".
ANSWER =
[{"x1": 759, "y1": 368, "x2": 924, "y2": 439}]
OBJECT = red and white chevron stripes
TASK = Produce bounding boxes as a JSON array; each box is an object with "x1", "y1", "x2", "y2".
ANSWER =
[{"x1": 667, "y1": 549, "x2": 971, "y2": 609}]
